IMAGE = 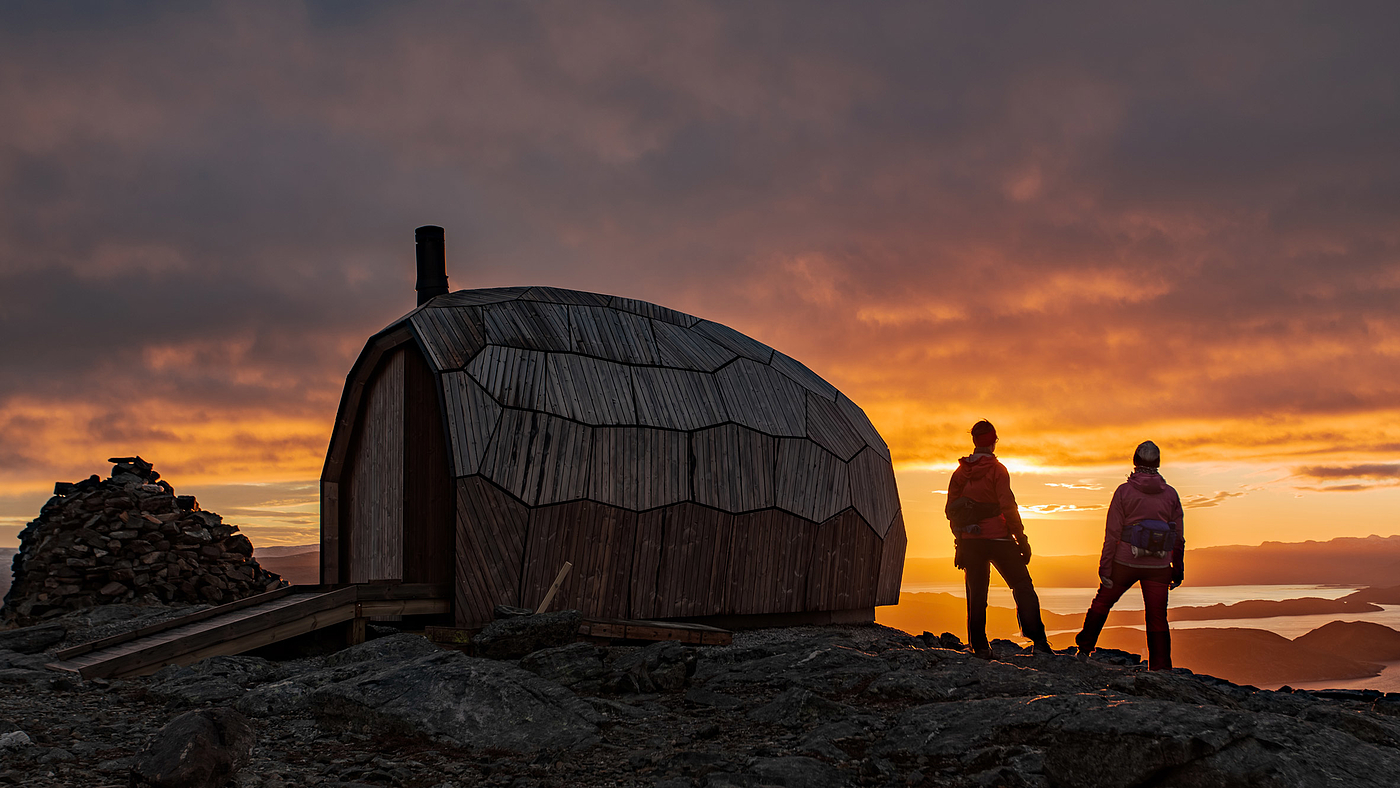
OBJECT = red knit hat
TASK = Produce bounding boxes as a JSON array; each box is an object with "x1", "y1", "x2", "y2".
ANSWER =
[{"x1": 971, "y1": 420, "x2": 997, "y2": 447}]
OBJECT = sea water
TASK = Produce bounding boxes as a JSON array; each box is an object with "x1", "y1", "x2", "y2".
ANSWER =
[
  {"x1": 902, "y1": 583, "x2": 1363, "y2": 616},
  {"x1": 906, "y1": 583, "x2": 1400, "y2": 692}
]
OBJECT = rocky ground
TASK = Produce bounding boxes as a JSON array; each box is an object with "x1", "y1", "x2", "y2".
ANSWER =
[{"x1": 2, "y1": 605, "x2": 1400, "y2": 787}]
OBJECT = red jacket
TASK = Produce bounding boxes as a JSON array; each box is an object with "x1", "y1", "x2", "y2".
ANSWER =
[
  {"x1": 1100, "y1": 470, "x2": 1185, "y2": 575},
  {"x1": 946, "y1": 451, "x2": 1024, "y2": 540}
]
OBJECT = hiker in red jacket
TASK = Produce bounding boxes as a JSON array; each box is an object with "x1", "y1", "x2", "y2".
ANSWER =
[
  {"x1": 1075, "y1": 440, "x2": 1185, "y2": 670},
  {"x1": 946, "y1": 420, "x2": 1051, "y2": 658}
]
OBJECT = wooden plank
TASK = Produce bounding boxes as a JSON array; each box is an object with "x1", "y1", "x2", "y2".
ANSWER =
[
  {"x1": 117, "y1": 606, "x2": 360, "y2": 678},
  {"x1": 59, "y1": 588, "x2": 357, "y2": 679},
  {"x1": 320, "y1": 480, "x2": 339, "y2": 584},
  {"x1": 805, "y1": 392, "x2": 865, "y2": 461},
  {"x1": 836, "y1": 393, "x2": 890, "y2": 461},
  {"x1": 648, "y1": 503, "x2": 732, "y2": 618},
  {"x1": 652, "y1": 320, "x2": 736, "y2": 372},
  {"x1": 848, "y1": 445, "x2": 901, "y2": 538},
  {"x1": 629, "y1": 509, "x2": 666, "y2": 619},
  {"x1": 714, "y1": 358, "x2": 806, "y2": 437},
  {"x1": 543, "y1": 353, "x2": 636, "y2": 425},
  {"x1": 322, "y1": 326, "x2": 414, "y2": 482},
  {"x1": 410, "y1": 306, "x2": 486, "y2": 370},
  {"x1": 770, "y1": 350, "x2": 839, "y2": 401},
  {"x1": 357, "y1": 599, "x2": 450, "y2": 616},
  {"x1": 520, "y1": 286, "x2": 610, "y2": 307},
  {"x1": 632, "y1": 366, "x2": 727, "y2": 431},
  {"x1": 588, "y1": 427, "x2": 688, "y2": 510},
  {"x1": 404, "y1": 349, "x2": 455, "y2": 586},
  {"x1": 519, "y1": 500, "x2": 636, "y2": 619},
  {"x1": 454, "y1": 477, "x2": 530, "y2": 627},
  {"x1": 567, "y1": 305, "x2": 659, "y2": 365},
  {"x1": 440, "y1": 371, "x2": 502, "y2": 477},
  {"x1": 805, "y1": 509, "x2": 882, "y2": 611},
  {"x1": 346, "y1": 347, "x2": 405, "y2": 583},
  {"x1": 876, "y1": 510, "x2": 907, "y2": 606},
  {"x1": 431, "y1": 287, "x2": 530, "y2": 307},
  {"x1": 727, "y1": 509, "x2": 814, "y2": 615},
  {"x1": 51, "y1": 586, "x2": 301, "y2": 660},
  {"x1": 465, "y1": 345, "x2": 547, "y2": 410},
  {"x1": 774, "y1": 438, "x2": 851, "y2": 523},
  {"x1": 482, "y1": 300, "x2": 571, "y2": 352},
  {"x1": 608, "y1": 296, "x2": 696, "y2": 327},
  {"x1": 535, "y1": 561, "x2": 574, "y2": 614},
  {"x1": 478, "y1": 410, "x2": 592, "y2": 505},
  {"x1": 691, "y1": 320, "x2": 774, "y2": 363},
  {"x1": 692, "y1": 424, "x2": 776, "y2": 512}
]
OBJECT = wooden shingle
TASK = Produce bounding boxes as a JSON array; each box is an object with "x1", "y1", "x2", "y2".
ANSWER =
[
  {"x1": 543, "y1": 353, "x2": 636, "y2": 425},
  {"x1": 465, "y1": 345, "x2": 547, "y2": 410},
  {"x1": 714, "y1": 358, "x2": 807, "y2": 437},
  {"x1": 692, "y1": 424, "x2": 776, "y2": 512},
  {"x1": 439, "y1": 371, "x2": 502, "y2": 477},
  {"x1": 774, "y1": 439, "x2": 852, "y2": 523},
  {"x1": 848, "y1": 446, "x2": 900, "y2": 538}
]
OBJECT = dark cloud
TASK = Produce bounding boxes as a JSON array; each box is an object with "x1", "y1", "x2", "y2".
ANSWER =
[
  {"x1": 2, "y1": 1, "x2": 1399, "y2": 484},
  {"x1": 1294, "y1": 463, "x2": 1400, "y2": 480}
]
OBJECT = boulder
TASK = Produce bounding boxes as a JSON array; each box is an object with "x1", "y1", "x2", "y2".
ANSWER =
[
  {"x1": 131, "y1": 707, "x2": 255, "y2": 788},
  {"x1": 310, "y1": 648, "x2": 601, "y2": 753},
  {"x1": 471, "y1": 609, "x2": 582, "y2": 659},
  {"x1": 0, "y1": 623, "x2": 66, "y2": 654},
  {"x1": 611, "y1": 641, "x2": 697, "y2": 693},
  {"x1": 518, "y1": 642, "x2": 608, "y2": 690}
]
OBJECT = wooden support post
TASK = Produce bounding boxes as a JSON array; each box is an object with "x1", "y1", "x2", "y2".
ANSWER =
[
  {"x1": 347, "y1": 616, "x2": 367, "y2": 646},
  {"x1": 535, "y1": 561, "x2": 573, "y2": 614}
]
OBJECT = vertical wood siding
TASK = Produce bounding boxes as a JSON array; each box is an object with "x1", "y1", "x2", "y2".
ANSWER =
[{"x1": 346, "y1": 347, "x2": 405, "y2": 583}]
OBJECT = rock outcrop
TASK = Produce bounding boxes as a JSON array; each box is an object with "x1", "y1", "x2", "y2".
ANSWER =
[
  {"x1": 2, "y1": 457, "x2": 286, "y2": 624},
  {"x1": 2, "y1": 611, "x2": 1400, "y2": 786}
]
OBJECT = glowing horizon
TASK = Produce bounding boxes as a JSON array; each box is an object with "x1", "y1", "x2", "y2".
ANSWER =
[{"x1": 2, "y1": 4, "x2": 1398, "y2": 557}]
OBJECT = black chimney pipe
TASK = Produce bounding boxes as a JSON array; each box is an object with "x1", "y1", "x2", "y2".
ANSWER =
[{"x1": 415, "y1": 225, "x2": 449, "y2": 306}]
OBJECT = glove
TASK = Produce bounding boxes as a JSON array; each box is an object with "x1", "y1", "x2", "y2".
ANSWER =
[
  {"x1": 1014, "y1": 534, "x2": 1031, "y2": 565},
  {"x1": 953, "y1": 539, "x2": 966, "y2": 570}
]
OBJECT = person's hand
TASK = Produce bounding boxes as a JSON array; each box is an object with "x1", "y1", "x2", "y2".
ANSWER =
[
  {"x1": 1015, "y1": 535, "x2": 1032, "y2": 565},
  {"x1": 1099, "y1": 575, "x2": 1113, "y2": 588},
  {"x1": 1169, "y1": 579, "x2": 1182, "y2": 590},
  {"x1": 953, "y1": 539, "x2": 966, "y2": 570}
]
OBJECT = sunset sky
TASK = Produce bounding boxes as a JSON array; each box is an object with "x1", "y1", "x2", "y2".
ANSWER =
[{"x1": 3, "y1": 3, "x2": 1399, "y2": 561}]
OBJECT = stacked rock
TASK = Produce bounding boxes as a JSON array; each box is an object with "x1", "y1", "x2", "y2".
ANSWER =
[{"x1": 2, "y1": 457, "x2": 287, "y2": 625}]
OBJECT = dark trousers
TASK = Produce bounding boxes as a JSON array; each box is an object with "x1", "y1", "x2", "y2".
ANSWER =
[
  {"x1": 1087, "y1": 561, "x2": 1173, "y2": 669},
  {"x1": 961, "y1": 539, "x2": 1047, "y2": 650}
]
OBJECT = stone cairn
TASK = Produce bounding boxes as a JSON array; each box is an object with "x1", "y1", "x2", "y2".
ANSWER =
[{"x1": 2, "y1": 457, "x2": 287, "y2": 625}]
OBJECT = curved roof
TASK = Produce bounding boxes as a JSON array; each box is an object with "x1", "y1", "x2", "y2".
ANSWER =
[{"x1": 340, "y1": 285, "x2": 899, "y2": 536}]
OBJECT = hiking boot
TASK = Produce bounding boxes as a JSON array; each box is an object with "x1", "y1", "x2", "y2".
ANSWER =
[
  {"x1": 1031, "y1": 640, "x2": 1055, "y2": 656},
  {"x1": 968, "y1": 645, "x2": 993, "y2": 660},
  {"x1": 1074, "y1": 646, "x2": 1091, "y2": 663}
]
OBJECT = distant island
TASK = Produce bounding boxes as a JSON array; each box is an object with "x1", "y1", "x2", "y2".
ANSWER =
[{"x1": 879, "y1": 591, "x2": 1400, "y2": 687}]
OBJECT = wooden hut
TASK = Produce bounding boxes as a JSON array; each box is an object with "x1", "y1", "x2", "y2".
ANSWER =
[{"x1": 320, "y1": 228, "x2": 905, "y2": 627}]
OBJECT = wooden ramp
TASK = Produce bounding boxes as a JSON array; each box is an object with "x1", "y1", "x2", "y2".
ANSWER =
[{"x1": 46, "y1": 583, "x2": 449, "y2": 680}]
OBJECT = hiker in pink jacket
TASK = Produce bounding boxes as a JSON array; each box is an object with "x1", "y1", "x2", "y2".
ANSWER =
[{"x1": 1075, "y1": 440, "x2": 1184, "y2": 669}]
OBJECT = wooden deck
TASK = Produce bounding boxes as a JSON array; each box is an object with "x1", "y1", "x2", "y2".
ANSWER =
[{"x1": 46, "y1": 583, "x2": 449, "y2": 680}]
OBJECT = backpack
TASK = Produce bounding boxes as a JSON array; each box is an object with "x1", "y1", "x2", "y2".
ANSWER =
[
  {"x1": 947, "y1": 496, "x2": 1001, "y2": 535},
  {"x1": 1122, "y1": 519, "x2": 1179, "y2": 558}
]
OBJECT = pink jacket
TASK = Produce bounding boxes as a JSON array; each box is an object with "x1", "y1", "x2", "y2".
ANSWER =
[
  {"x1": 1100, "y1": 470, "x2": 1184, "y2": 575},
  {"x1": 946, "y1": 451, "x2": 1024, "y2": 540}
]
